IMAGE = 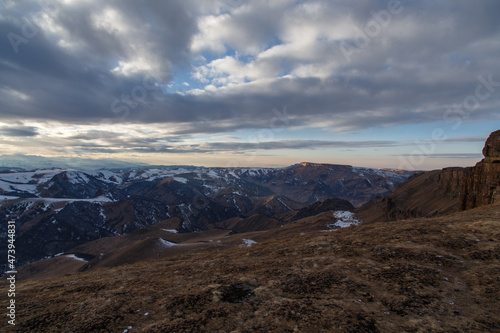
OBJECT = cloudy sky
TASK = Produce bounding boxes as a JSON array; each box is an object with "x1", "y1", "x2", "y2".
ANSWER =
[{"x1": 1, "y1": 0, "x2": 499, "y2": 169}]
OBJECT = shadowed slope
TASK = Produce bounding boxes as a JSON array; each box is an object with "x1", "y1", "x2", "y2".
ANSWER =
[{"x1": 3, "y1": 204, "x2": 499, "y2": 332}]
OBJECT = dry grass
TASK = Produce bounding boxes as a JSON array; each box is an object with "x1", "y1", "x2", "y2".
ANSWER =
[{"x1": 2, "y1": 204, "x2": 500, "y2": 332}]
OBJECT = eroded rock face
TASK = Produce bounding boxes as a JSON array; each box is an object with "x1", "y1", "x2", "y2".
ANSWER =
[
  {"x1": 483, "y1": 130, "x2": 500, "y2": 160},
  {"x1": 460, "y1": 130, "x2": 500, "y2": 210},
  {"x1": 358, "y1": 130, "x2": 500, "y2": 222}
]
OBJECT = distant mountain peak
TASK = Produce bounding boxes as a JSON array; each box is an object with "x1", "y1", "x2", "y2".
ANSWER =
[
  {"x1": 298, "y1": 162, "x2": 331, "y2": 167},
  {"x1": 0, "y1": 154, "x2": 149, "y2": 171}
]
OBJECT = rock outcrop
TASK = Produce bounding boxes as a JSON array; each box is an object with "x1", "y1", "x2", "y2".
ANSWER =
[
  {"x1": 460, "y1": 130, "x2": 500, "y2": 210},
  {"x1": 357, "y1": 130, "x2": 500, "y2": 223},
  {"x1": 356, "y1": 168, "x2": 465, "y2": 223}
]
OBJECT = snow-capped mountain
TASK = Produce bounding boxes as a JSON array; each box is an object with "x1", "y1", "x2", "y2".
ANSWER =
[{"x1": 0, "y1": 163, "x2": 415, "y2": 269}]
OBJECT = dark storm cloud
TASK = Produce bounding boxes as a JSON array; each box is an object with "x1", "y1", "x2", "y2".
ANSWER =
[
  {"x1": 0, "y1": 0, "x2": 195, "y2": 121},
  {"x1": 0, "y1": 126, "x2": 38, "y2": 137},
  {"x1": 66, "y1": 139, "x2": 399, "y2": 155},
  {"x1": 0, "y1": 0, "x2": 499, "y2": 136}
]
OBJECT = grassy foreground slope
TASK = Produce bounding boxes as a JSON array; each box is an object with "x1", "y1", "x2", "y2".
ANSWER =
[{"x1": 2, "y1": 204, "x2": 499, "y2": 332}]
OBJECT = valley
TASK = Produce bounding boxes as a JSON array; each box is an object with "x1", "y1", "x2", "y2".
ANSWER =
[{"x1": 0, "y1": 163, "x2": 413, "y2": 271}]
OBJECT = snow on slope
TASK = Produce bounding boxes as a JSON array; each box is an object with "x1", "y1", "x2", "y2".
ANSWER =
[
  {"x1": 65, "y1": 254, "x2": 88, "y2": 262},
  {"x1": 323, "y1": 211, "x2": 361, "y2": 231},
  {"x1": 241, "y1": 239, "x2": 258, "y2": 247},
  {"x1": 0, "y1": 165, "x2": 413, "y2": 204},
  {"x1": 157, "y1": 238, "x2": 178, "y2": 247}
]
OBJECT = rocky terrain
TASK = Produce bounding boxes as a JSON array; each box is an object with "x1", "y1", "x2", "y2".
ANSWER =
[
  {"x1": 12, "y1": 198, "x2": 355, "y2": 281},
  {"x1": 0, "y1": 164, "x2": 413, "y2": 270},
  {"x1": 357, "y1": 130, "x2": 500, "y2": 224},
  {"x1": 2, "y1": 203, "x2": 499, "y2": 332},
  {"x1": 356, "y1": 168, "x2": 465, "y2": 224},
  {"x1": 461, "y1": 129, "x2": 500, "y2": 210}
]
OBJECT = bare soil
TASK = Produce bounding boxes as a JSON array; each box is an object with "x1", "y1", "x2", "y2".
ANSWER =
[{"x1": 2, "y1": 204, "x2": 500, "y2": 332}]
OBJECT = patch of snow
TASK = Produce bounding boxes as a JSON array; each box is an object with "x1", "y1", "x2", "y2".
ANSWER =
[
  {"x1": 323, "y1": 211, "x2": 360, "y2": 231},
  {"x1": 161, "y1": 228, "x2": 178, "y2": 233},
  {"x1": 87, "y1": 170, "x2": 123, "y2": 184},
  {"x1": 66, "y1": 171, "x2": 90, "y2": 184},
  {"x1": 15, "y1": 196, "x2": 113, "y2": 204},
  {"x1": 203, "y1": 184, "x2": 221, "y2": 192},
  {"x1": 231, "y1": 197, "x2": 242, "y2": 213},
  {"x1": 173, "y1": 177, "x2": 188, "y2": 184},
  {"x1": 65, "y1": 254, "x2": 88, "y2": 262},
  {"x1": 99, "y1": 205, "x2": 106, "y2": 221},
  {"x1": 0, "y1": 195, "x2": 21, "y2": 200},
  {"x1": 0, "y1": 180, "x2": 38, "y2": 194},
  {"x1": 276, "y1": 197, "x2": 291, "y2": 210},
  {"x1": 241, "y1": 239, "x2": 257, "y2": 247},
  {"x1": 227, "y1": 171, "x2": 240, "y2": 179},
  {"x1": 53, "y1": 205, "x2": 66, "y2": 213},
  {"x1": 206, "y1": 169, "x2": 219, "y2": 178},
  {"x1": 158, "y1": 238, "x2": 178, "y2": 247}
]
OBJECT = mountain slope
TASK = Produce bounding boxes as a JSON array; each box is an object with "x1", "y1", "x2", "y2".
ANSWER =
[
  {"x1": 14, "y1": 198, "x2": 356, "y2": 280},
  {"x1": 357, "y1": 130, "x2": 500, "y2": 224},
  {"x1": 5, "y1": 204, "x2": 499, "y2": 332},
  {"x1": 356, "y1": 168, "x2": 465, "y2": 224},
  {"x1": 1, "y1": 163, "x2": 414, "y2": 270}
]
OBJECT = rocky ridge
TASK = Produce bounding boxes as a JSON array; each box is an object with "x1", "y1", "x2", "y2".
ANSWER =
[
  {"x1": 357, "y1": 130, "x2": 500, "y2": 223},
  {"x1": 461, "y1": 130, "x2": 500, "y2": 210}
]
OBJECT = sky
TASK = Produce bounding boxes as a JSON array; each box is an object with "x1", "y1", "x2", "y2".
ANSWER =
[{"x1": 0, "y1": 0, "x2": 499, "y2": 170}]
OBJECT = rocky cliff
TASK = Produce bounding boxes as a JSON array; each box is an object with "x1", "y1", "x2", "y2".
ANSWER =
[
  {"x1": 460, "y1": 130, "x2": 500, "y2": 210},
  {"x1": 357, "y1": 130, "x2": 500, "y2": 223},
  {"x1": 356, "y1": 168, "x2": 465, "y2": 223}
]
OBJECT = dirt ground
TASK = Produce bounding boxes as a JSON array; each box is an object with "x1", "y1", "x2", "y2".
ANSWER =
[{"x1": 1, "y1": 204, "x2": 499, "y2": 332}]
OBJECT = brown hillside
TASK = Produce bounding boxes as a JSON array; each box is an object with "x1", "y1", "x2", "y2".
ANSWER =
[
  {"x1": 356, "y1": 168, "x2": 465, "y2": 224},
  {"x1": 2, "y1": 204, "x2": 499, "y2": 332},
  {"x1": 357, "y1": 129, "x2": 500, "y2": 224}
]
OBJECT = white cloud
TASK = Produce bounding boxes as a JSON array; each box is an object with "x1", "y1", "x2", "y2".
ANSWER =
[
  {"x1": 112, "y1": 59, "x2": 154, "y2": 77},
  {"x1": 91, "y1": 6, "x2": 131, "y2": 34},
  {"x1": 189, "y1": 1, "x2": 361, "y2": 90},
  {"x1": 0, "y1": 88, "x2": 30, "y2": 101}
]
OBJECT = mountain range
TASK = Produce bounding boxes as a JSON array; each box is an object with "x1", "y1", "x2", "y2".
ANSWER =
[
  {"x1": 0, "y1": 154, "x2": 148, "y2": 171},
  {"x1": 0, "y1": 163, "x2": 414, "y2": 271}
]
